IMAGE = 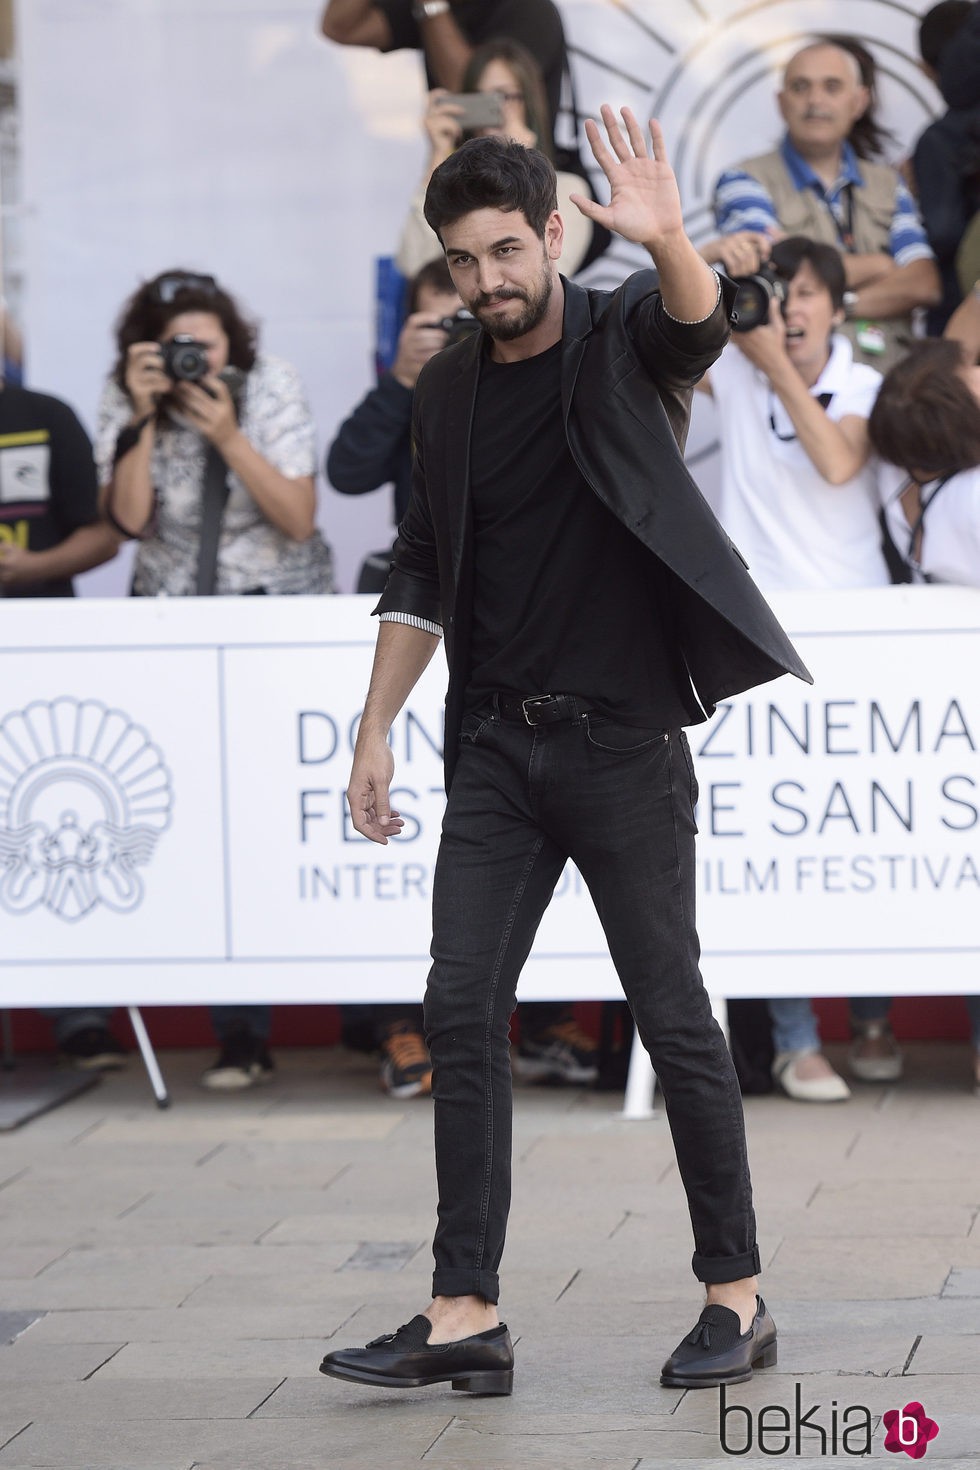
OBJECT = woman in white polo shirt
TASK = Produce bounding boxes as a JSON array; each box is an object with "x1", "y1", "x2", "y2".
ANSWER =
[
  {"x1": 697, "y1": 235, "x2": 897, "y2": 1104},
  {"x1": 868, "y1": 335, "x2": 980, "y2": 1096}
]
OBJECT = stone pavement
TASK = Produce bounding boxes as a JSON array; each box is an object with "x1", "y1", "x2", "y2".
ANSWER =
[{"x1": 0, "y1": 1039, "x2": 978, "y2": 1469}]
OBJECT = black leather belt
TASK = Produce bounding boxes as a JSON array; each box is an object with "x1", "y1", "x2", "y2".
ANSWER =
[{"x1": 494, "y1": 693, "x2": 591, "y2": 726}]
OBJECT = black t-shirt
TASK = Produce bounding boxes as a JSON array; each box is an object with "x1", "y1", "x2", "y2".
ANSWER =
[
  {"x1": 0, "y1": 386, "x2": 99, "y2": 597},
  {"x1": 464, "y1": 340, "x2": 692, "y2": 728},
  {"x1": 375, "y1": 0, "x2": 567, "y2": 142}
]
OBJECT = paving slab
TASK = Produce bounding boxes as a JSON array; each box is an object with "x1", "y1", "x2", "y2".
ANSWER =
[
  {"x1": 943, "y1": 1268, "x2": 980, "y2": 1296},
  {"x1": 18, "y1": 1304, "x2": 358, "y2": 1346},
  {"x1": 0, "y1": 1378, "x2": 283, "y2": 1423},
  {"x1": 0, "y1": 1342, "x2": 126, "y2": 1380},
  {"x1": 1, "y1": 1045, "x2": 979, "y2": 1467},
  {"x1": 422, "y1": 1411, "x2": 710, "y2": 1463},
  {"x1": 0, "y1": 1413, "x2": 456, "y2": 1467},
  {"x1": 0, "y1": 1247, "x2": 68, "y2": 1278},
  {"x1": 911, "y1": 1333, "x2": 980, "y2": 1374},
  {"x1": 761, "y1": 1234, "x2": 962, "y2": 1298},
  {"x1": 87, "y1": 1113, "x2": 404, "y2": 1143}
]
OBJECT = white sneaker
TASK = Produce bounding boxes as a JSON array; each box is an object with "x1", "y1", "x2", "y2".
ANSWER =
[{"x1": 772, "y1": 1048, "x2": 851, "y2": 1103}]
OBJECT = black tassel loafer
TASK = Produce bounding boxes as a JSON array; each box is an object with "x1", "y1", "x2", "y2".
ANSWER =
[
  {"x1": 319, "y1": 1314, "x2": 514, "y2": 1395},
  {"x1": 660, "y1": 1296, "x2": 777, "y2": 1388}
]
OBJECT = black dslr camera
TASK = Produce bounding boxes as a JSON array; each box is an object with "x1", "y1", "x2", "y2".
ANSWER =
[
  {"x1": 731, "y1": 265, "x2": 787, "y2": 333},
  {"x1": 160, "y1": 334, "x2": 210, "y2": 381},
  {"x1": 437, "y1": 310, "x2": 480, "y2": 346}
]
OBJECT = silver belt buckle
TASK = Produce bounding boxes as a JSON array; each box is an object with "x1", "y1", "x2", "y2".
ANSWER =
[{"x1": 522, "y1": 694, "x2": 554, "y2": 725}]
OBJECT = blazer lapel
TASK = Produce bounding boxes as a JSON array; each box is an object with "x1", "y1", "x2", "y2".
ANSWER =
[
  {"x1": 560, "y1": 276, "x2": 593, "y2": 425},
  {"x1": 442, "y1": 330, "x2": 482, "y2": 590}
]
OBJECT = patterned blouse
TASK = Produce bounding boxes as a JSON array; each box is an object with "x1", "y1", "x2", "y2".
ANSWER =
[{"x1": 95, "y1": 354, "x2": 334, "y2": 595}]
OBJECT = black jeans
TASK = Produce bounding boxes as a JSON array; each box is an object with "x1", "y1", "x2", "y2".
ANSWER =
[{"x1": 423, "y1": 708, "x2": 760, "y2": 1304}]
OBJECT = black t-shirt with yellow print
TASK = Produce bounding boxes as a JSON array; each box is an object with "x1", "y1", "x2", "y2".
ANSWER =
[{"x1": 0, "y1": 385, "x2": 99, "y2": 597}]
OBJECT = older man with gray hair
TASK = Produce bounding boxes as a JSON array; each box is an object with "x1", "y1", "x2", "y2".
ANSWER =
[{"x1": 709, "y1": 37, "x2": 941, "y2": 373}]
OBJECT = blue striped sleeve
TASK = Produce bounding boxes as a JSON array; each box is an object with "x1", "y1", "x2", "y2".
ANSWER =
[
  {"x1": 890, "y1": 179, "x2": 935, "y2": 267},
  {"x1": 712, "y1": 169, "x2": 780, "y2": 234}
]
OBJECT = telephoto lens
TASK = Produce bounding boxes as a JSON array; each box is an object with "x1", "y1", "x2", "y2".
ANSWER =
[{"x1": 731, "y1": 267, "x2": 786, "y2": 333}]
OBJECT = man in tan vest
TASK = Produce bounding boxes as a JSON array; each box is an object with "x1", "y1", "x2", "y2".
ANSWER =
[{"x1": 706, "y1": 39, "x2": 941, "y2": 372}]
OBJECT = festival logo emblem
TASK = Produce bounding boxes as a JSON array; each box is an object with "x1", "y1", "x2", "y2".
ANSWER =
[{"x1": 0, "y1": 697, "x2": 173, "y2": 922}]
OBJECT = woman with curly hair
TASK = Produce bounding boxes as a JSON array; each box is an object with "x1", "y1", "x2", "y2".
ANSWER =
[{"x1": 98, "y1": 268, "x2": 333, "y2": 598}]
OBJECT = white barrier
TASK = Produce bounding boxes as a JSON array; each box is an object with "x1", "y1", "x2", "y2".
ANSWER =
[{"x1": 0, "y1": 588, "x2": 977, "y2": 1007}]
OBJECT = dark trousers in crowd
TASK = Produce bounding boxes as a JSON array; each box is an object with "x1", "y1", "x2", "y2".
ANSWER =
[{"x1": 423, "y1": 706, "x2": 761, "y2": 1304}]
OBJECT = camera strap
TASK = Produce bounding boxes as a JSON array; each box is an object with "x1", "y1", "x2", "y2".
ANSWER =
[
  {"x1": 826, "y1": 183, "x2": 855, "y2": 253},
  {"x1": 195, "y1": 445, "x2": 231, "y2": 596}
]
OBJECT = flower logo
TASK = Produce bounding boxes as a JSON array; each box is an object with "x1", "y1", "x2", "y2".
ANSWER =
[{"x1": 883, "y1": 1401, "x2": 940, "y2": 1458}]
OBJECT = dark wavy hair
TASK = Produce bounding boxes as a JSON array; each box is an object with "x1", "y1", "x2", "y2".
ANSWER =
[
  {"x1": 112, "y1": 269, "x2": 258, "y2": 396},
  {"x1": 771, "y1": 236, "x2": 847, "y2": 310},
  {"x1": 461, "y1": 37, "x2": 554, "y2": 162},
  {"x1": 919, "y1": 1, "x2": 973, "y2": 72},
  {"x1": 869, "y1": 338, "x2": 980, "y2": 479},
  {"x1": 423, "y1": 136, "x2": 558, "y2": 242}
]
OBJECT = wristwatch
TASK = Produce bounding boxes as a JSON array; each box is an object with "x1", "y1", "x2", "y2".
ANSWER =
[
  {"x1": 842, "y1": 290, "x2": 859, "y2": 320},
  {"x1": 413, "y1": 0, "x2": 450, "y2": 19}
]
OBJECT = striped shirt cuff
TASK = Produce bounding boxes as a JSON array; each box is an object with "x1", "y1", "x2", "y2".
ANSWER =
[{"x1": 378, "y1": 610, "x2": 443, "y2": 638}]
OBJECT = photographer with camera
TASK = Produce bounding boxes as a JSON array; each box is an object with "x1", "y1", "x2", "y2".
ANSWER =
[
  {"x1": 328, "y1": 257, "x2": 468, "y2": 534},
  {"x1": 320, "y1": 0, "x2": 569, "y2": 160},
  {"x1": 697, "y1": 236, "x2": 898, "y2": 1102},
  {"x1": 712, "y1": 38, "x2": 940, "y2": 372},
  {"x1": 100, "y1": 269, "x2": 332, "y2": 598},
  {"x1": 395, "y1": 39, "x2": 601, "y2": 282},
  {"x1": 97, "y1": 268, "x2": 333, "y2": 1089}
]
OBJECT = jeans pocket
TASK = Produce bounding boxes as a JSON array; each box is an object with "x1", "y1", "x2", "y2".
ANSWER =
[
  {"x1": 583, "y1": 715, "x2": 668, "y2": 754},
  {"x1": 676, "y1": 729, "x2": 700, "y2": 811},
  {"x1": 458, "y1": 712, "x2": 493, "y2": 744}
]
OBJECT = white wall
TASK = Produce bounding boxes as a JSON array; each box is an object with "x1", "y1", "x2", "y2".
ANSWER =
[{"x1": 17, "y1": 0, "x2": 943, "y2": 593}]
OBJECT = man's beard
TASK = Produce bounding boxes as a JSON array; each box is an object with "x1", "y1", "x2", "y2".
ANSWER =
[{"x1": 471, "y1": 258, "x2": 554, "y2": 342}]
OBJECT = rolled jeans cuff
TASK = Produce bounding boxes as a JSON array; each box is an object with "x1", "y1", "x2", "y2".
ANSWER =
[
  {"x1": 693, "y1": 1245, "x2": 762, "y2": 1284},
  {"x1": 432, "y1": 1267, "x2": 500, "y2": 1305}
]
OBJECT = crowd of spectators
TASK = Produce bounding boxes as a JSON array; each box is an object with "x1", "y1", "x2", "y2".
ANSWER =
[{"x1": 5, "y1": 2, "x2": 979, "y2": 1098}]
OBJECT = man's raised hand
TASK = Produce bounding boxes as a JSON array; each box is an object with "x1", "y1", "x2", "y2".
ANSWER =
[{"x1": 569, "y1": 105, "x2": 685, "y2": 251}]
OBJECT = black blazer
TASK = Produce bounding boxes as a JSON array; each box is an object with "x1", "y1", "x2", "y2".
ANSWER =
[{"x1": 376, "y1": 269, "x2": 813, "y2": 787}]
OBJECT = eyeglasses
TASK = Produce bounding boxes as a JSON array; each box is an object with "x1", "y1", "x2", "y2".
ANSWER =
[{"x1": 149, "y1": 272, "x2": 218, "y2": 306}]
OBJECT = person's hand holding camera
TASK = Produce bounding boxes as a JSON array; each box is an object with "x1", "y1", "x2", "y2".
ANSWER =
[
  {"x1": 174, "y1": 374, "x2": 238, "y2": 451},
  {"x1": 731, "y1": 297, "x2": 789, "y2": 376},
  {"x1": 424, "y1": 88, "x2": 464, "y2": 165},
  {"x1": 703, "y1": 231, "x2": 774, "y2": 279},
  {"x1": 391, "y1": 312, "x2": 451, "y2": 389},
  {"x1": 124, "y1": 341, "x2": 170, "y2": 417}
]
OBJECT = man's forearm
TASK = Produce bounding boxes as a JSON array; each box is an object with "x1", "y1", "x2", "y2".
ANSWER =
[
  {"x1": 646, "y1": 230, "x2": 720, "y2": 322},
  {"x1": 23, "y1": 522, "x2": 120, "y2": 582},
  {"x1": 320, "y1": 0, "x2": 390, "y2": 46},
  {"x1": 415, "y1": 8, "x2": 473, "y2": 90},
  {"x1": 357, "y1": 618, "x2": 441, "y2": 743},
  {"x1": 851, "y1": 258, "x2": 942, "y2": 319},
  {"x1": 843, "y1": 252, "x2": 892, "y2": 289}
]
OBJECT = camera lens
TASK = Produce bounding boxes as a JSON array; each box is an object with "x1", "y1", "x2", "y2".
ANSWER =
[
  {"x1": 162, "y1": 335, "x2": 209, "y2": 381},
  {"x1": 731, "y1": 270, "x2": 786, "y2": 333}
]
